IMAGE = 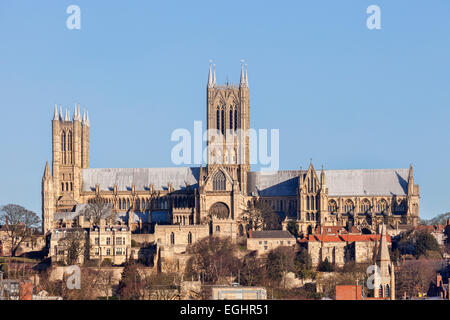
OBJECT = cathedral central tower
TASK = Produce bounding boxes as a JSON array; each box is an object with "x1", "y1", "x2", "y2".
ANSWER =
[{"x1": 205, "y1": 63, "x2": 250, "y2": 194}]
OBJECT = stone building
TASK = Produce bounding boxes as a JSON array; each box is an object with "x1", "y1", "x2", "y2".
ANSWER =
[
  {"x1": 299, "y1": 229, "x2": 392, "y2": 267},
  {"x1": 247, "y1": 230, "x2": 296, "y2": 255},
  {"x1": 41, "y1": 64, "x2": 420, "y2": 253},
  {"x1": 50, "y1": 215, "x2": 131, "y2": 265}
]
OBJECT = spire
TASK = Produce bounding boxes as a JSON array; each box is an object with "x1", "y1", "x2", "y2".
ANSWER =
[
  {"x1": 73, "y1": 104, "x2": 79, "y2": 121},
  {"x1": 213, "y1": 64, "x2": 216, "y2": 86},
  {"x1": 239, "y1": 60, "x2": 248, "y2": 88},
  {"x1": 321, "y1": 164, "x2": 325, "y2": 186},
  {"x1": 245, "y1": 64, "x2": 249, "y2": 87},
  {"x1": 59, "y1": 105, "x2": 63, "y2": 120},
  {"x1": 377, "y1": 224, "x2": 390, "y2": 263},
  {"x1": 407, "y1": 164, "x2": 414, "y2": 195},
  {"x1": 83, "y1": 109, "x2": 90, "y2": 127},
  {"x1": 240, "y1": 62, "x2": 245, "y2": 87},
  {"x1": 43, "y1": 159, "x2": 51, "y2": 179},
  {"x1": 208, "y1": 62, "x2": 214, "y2": 88},
  {"x1": 53, "y1": 104, "x2": 59, "y2": 121}
]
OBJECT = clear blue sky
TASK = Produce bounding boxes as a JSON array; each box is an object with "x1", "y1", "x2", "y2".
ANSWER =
[{"x1": 0, "y1": 1, "x2": 449, "y2": 220}]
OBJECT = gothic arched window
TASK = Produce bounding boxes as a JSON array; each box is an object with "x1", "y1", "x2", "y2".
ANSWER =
[
  {"x1": 234, "y1": 109, "x2": 237, "y2": 130},
  {"x1": 378, "y1": 199, "x2": 387, "y2": 213},
  {"x1": 216, "y1": 108, "x2": 220, "y2": 133},
  {"x1": 230, "y1": 109, "x2": 233, "y2": 130},
  {"x1": 328, "y1": 200, "x2": 337, "y2": 213},
  {"x1": 361, "y1": 199, "x2": 371, "y2": 213},
  {"x1": 170, "y1": 232, "x2": 175, "y2": 245},
  {"x1": 188, "y1": 232, "x2": 192, "y2": 244},
  {"x1": 216, "y1": 225, "x2": 221, "y2": 232},
  {"x1": 68, "y1": 131, "x2": 72, "y2": 151},
  {"x1": 61, "y1": 132, "x2": 66, "y2": 151},
  {"x1": 386, "y1": 284, "x2": 390, "y2": 297},
  {"x1": 379, "y1": 285, "x2": 383, "y2": 297},
  {"x1": 213, "y1": 171, "x2": 226, "y2": 191},
  {"x1": 221, "y1": 109, "x2": 225, "y2": 135},
  {"x1": 344, "y1": 200, "x2": 354, "y2": 213}
]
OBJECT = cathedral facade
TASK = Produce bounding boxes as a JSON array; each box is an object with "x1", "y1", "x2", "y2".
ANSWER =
[{"x1": 42, "y1": 65, "x2": 420, "y2": 239}]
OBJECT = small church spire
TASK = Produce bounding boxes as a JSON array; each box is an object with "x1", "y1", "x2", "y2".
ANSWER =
[
  {"x1": 239, "y1": 61, "x2": 246, "y2": 88},
  {"x1": 245, "y1": 64, "x2": 249, "y2": 87},
  {"x1": 59, "y1": 105, "x2": 63, "y2": 120},
  {"x1": 87, "y1": 110, "x2": 90, "y2": 126},
  {"x1": 73, "y1": 104, "x2": 79, "y2": 121},
  {"x1": 43, "y1": 159, "x2": 51, "y2": 179},
  {"x1": 53, "y1": 104, "x2": 59, "y2": 121},
  {"x1": 213, "y1": 64, "x2": 216, "y2": 86},
  {"x1": 321, "y1": 164, "x2": 325, "y2": 186},
  {"x1": 64, "y1": 109, "x2": 70, "y2": 121},
  {"x1": 208, "y1": 61, "x2": 214, "y2": 88}
]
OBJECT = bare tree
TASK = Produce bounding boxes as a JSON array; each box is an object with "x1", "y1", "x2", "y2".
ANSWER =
[
  {"x1": 240, "y1": 200, "x2": 281, "y2": 232},
  {"x1": 0, "y1": 204, "x2": 40, "y2": 256},
  {"x1": 81, "y1": 195, "x2": 113, "y2": 225},
  {"x1": 94, "y1": 268, "x2": 115, "y2": 300},
  {"x1": 145, "y1": 273, "x2": 180, "y2": 300},
  {"x1": 59, "y1": 228, "x2": 86, "y2": 265}
]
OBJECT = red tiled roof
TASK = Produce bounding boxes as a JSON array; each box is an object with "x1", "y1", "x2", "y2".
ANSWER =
[{"x1": 299, "y1": 233, "x2": 391, "y2": 243}]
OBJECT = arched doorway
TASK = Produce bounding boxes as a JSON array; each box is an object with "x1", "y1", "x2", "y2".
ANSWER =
[{"x1": 209, "y1": 202, "x2": 230, "y2": 235}]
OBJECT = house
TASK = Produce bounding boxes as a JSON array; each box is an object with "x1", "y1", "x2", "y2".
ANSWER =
[{"x1": 247, "y1": 230, "x2": 296, "y2": 255}]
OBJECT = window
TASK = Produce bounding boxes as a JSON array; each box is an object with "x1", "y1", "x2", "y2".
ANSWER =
[
  {"x1": 116, "y1": 237, "x2": 123, "y2": 245},
  {"x1": 216, "y1": 225, "x2": 221, "y2": 232},
  {"x1": 379, "y1": 285, "x2": 383, "y2": 297},
  {"x1": 377, "y1": 200, "x2": 387, "y2": 213},
  {"x1": 259, "y1": 241, "x2": 262, "y2": 245},
  {"x1": 106, "y1": 248, "x2": 111, "y2": 256},
  {"x1": 95, "y1": 248, "x2": 99, "y2": 256},
  {"x1": 344, "y1": 200, "x2": 354, "y2": 213},
  {"x1": 213, "y1": 171, "x2": 226, "y2": 191},
  {"x1": 95, "y1": 237, "x2": 99, "y2": 245},
  {"x1": 230, "y1": 109, "x2": 233, "y2": 130},
  {"x1": 361, "y1": 199, "x2": 370, "y2": 213},
  {"x1": 188, "y1": 232, "x2": 192, "y2": 244},
  {"x1": 170, "y1": 232, "x2": 175, "y2": 245},
  {"x1": 328, "y1": 200, "x2": 337, "y2": 213},
  {"x1": 216, "y1": 108, "x2": 220, "y2": 132},
  {"x1": 106, "y1": 237, "x2": 111, "y2": 245},
  {"x1": 264, "y1": 246, "x2": 268, "y2": 250},
  {"x1": 221, "y1": 109, "x2": 225, "y2": 135},
  {"x1": 116, "y1": 248, "x2": 123, "y2": 255},
  {"x1": 234, "y1": 109, "x2": 237, "y2": 130},
  {"x1": 386, "y1": 285, "x2": 390, "y2": 297}
]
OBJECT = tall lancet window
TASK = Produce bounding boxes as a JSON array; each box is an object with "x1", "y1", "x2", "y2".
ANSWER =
[
  {"x1": 234, "y1": 109, "x2": 237, "y2": 130},
  {"x1": 229, "y1": 109, "x2": 233, "y2": 131},
  {"x1": 61, "y1": 132, "x2": 65, "y2": 152},
  {"x1": 221, "y1": 109, "x2": 225, "y2": 135},
  {"x1": 68, "y1": 131, "x2": 72, "y2": 151},
  {"x1": 216, "y1": 108, "x2": 220, "y2": 133},
  {"x1": 213, "y1": 171, "x2": 226, "y2": 191}
]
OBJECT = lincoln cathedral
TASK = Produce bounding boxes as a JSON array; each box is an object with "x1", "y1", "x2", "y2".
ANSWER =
[{"x1": 42, "y1": 64, "x2": 420, "y2": 245}]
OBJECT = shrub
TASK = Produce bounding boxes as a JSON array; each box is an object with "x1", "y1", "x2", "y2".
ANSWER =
[{"x1": 101, "y1": 258, "x2": 113, "y2": 267}]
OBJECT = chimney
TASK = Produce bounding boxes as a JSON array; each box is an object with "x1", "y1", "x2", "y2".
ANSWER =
[{"x1": 249, "y1": 229, "x2": 252, "y2": 238}]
